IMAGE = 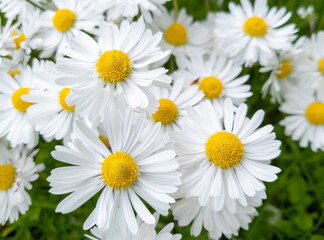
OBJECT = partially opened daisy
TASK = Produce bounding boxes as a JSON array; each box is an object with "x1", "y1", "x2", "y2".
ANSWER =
[
  {"x1": 0, "y1": 0, "x2": 44, "y2": 20},
  {"x1": 56, "y1": 18, "x2": 171, "y2": 122},
  {"x1": 279, "y1": 88, "x2": 324, "y2": 151},
  {"x1": 0, "y1": 67, "x2": 41, "y2": 148},
  {"x1": 95, "y1": 0, "x2": 169, "y2": 23},
  {"x1": 149, "y1": 76, "x2": 203, "y2": 133},
  {"x1": 38, "y1": 0, "x2": 102, "y2": 57},
  {"x1": 0, "y1": 141, "x2": 44, "y2": 225},
  {"x1": 176, "y1": 50, "x2": 252, "y2": 116},
  {"x1": 214, "y1": 0, "x2": 297, "y2": 66},
  {"x1": 48, "y1": 106, "x2": 180, "y2": 234},
  {"x1": 148, "y1": 8, "x2": 211, "y2": 57},
  {"x1": 173, "y1": 99, "x2": 281, "y2": 207},
  {"x1": 86, "y1": 212, "x2": 181, "y2": 240}
]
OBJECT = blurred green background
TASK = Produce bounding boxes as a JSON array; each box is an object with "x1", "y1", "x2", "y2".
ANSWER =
[{"x1": 1, "y1": 0, "x2": 324, "y2": 239}]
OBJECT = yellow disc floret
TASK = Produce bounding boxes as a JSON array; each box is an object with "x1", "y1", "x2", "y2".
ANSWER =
[
  {"x1": 151, "y1": 98, "x2": 179, "y2": 125},
  {"x1": 96, "y1": 50, "x2": 132, "y2": 84},
  {"x1": 101, "y1": 152, "x2": 139, "y2": 189},
  {"x1": 165, "y1": 23, "x2": 187, "y2": 46},
  {"x1": 205, "y1": 132, "x2": 244, "y2": 169},
  {"x1": 277, "y1": 60, "x2": 292, "y2": 79},
  {"x1": 8, "y1": 69, "x2": 20, "y2": 78},
  {"x1": 52, "y1": 9, "x2": 76, "y2": 32},
  {"x1": 11, "y1": 88, "x2": 34, "y2": 113},
  {"x1": 243, "y1": 16, "x2": 267, "y2": 37},
  {"x1": 318, "y1": 58, "x2": 324, "y2": 76},
  {"x1": 305, "y1": 102, "x2": 324, "y2": 125},
  {"x1": 11, "y1": 32, "x2": 27, "y2": 50},
  {"x1": 199, "y1": 76, "x2": 223, "y2": 99},
  {"x1": 59, "y1": 88, "x2": 75, "y2": 112},
  {"x1": 0, "y1": 164, "x2": 16, "y2": 191}
]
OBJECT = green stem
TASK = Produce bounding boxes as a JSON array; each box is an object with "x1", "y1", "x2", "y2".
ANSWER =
[
  {"x1": 204, "y1": 0, "x2": 210, "y2": 12},
  {"x1": 172, "y1": 0, "x2": 179, "y2": 19},
  {"x1": 26, "y1": 0, "x2": 45, "y2": 11}
]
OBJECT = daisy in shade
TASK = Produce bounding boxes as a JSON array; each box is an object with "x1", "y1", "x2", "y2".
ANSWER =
[
  {"x1": 38, "y1": 0, "x2": 102, "y2": 58},
  {"x1": 0, "y1": 0, "x2": 44, "y2": 20},
  {"x1": 86, "y1": 212, "x2": 181, "y2": 240},
  {"x1": 22, "y1": 60, "x2": 79, "y2": 144},
  {"x1": 0, "y1": 67, "x2": 41, "y2": 148},
  {"x1": 0, "y1": 140, "x2": 44, "y2": 225},
  {"x1": 260, "y1": 38, "x2": 304, "y2": 103},
  {"x1": 214, "y1": 0, "x2": 297, "y2": 67},
  {"x1": 48, "y1": 106, "x2": 180, "y2": 234},
  {"x1": 295, "y1": 31, "x2": 324, "y2": 90},
  {"x1": 149, "y1": 75, "x2": 204, "y2": 133},
  {"x1": 176, "y1": 50, "x2": 252, "y2": 117},
  {"x1": 279, "y1": 88, "x2": 324, "y2": 151},
  {"x1": 56, "y1": 18, "x2": 171, "y2": 122},
  {"x1": 95, "y1": 0, "x2": 169, "y2": 23},
  {"x1": 148, "y1": 8, "x2": 211, "y2": 57},
  {"x1": 172, "y1": 99, "x2": 281, "y2": 207}
]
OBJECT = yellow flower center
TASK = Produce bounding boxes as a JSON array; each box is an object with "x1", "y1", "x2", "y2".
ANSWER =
[
  {"x1": 8, "y1": 69, "x2": 20, "y2": 78},
  {"x1": 52, "y1": 9, "x2": 77, "y2": 32},
  {"x1": 318, "y1": 58, "x2": 324, "y2": 76},
  {"x1": 99, "y1": 135, "x2": 110, "y2": 148},
  {"x1": 96, "y1": 50, "x2": 132, "y2": 84},
  {"x1": 0, "y1": 164, "x2": 16, "y2": 191},
  {"x1": 276, "y1": 60, "x2": 292, "y2": 79},
  {"x1": 164, "y1": 23, "x2": 187, "y2": 46},
  {"x1": 243, "y1": 16, "x2": 267, "y2": 37},
  {"x1": 59, "y1": 88, "x2": 75, "y2": 112},
  {"x1": 305, "y1": 102, "x2": 324, "y2": 125},
  {"x1": 199, "y1": 76, "x2": 223, "y2": 99},
  {"x1": 11, "y1": 88, "x2": 34, "y2": 113},
  {"x1": 205, "y1": 132, "x2": 244, "y2": 169},
  {"x1": 11, "y1": 32, "x2": 27, "y2": 50},
  {"x1": 101, "y1": 152, "x2": 139, "y2": 189},
  {"x1": 151, "y1": 98, "x2": 179, "y2": 125}
]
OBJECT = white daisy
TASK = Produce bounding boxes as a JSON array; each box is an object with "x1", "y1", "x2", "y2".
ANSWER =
[
  {"x1": 86, "y1": 212, "x2": 181, "y2": 240},
  {"x1": 48, "y1": 106, "x2": 180, "y2": 235},
  {"x1": 214, "y1": 0, "x2": 297, "y2": 67},
  {"x1": 0, "y1": 67, "x2": 41, "y2": 148},
  {"x1": 172, "y1": 99, "x2": 281, "y2": 207},
  {"x1": 0, "y1": 19, "x2": 20, "y2": 63},
  {"x1": 56, "y1": 18, "x2": 171, "y2": 122},
  {"x1": 149, "y1": 76, "x2": 204, "y2": 133},
  {"x1": 148, "y1": 8, "x2": 211, "y2": 57},
  {"x1": 176, "y1": 50, "x2": 252, "y2": 116},
  {"x1": 38, "y1": 0, "x2": 102, "y2": 58},
  {"x1": 260, "y1": 38, "x2": 304, "y2": 103},
  {"x1": 279, "y1": 88, "x2": 324, "y2": 151},
  {"x1": 0, "y1": 141, "x2": 44, "y2": 225},
  {"x1": 21, "y1": 60, "x2": 79, "y2": 144},
  {"x1": 95, "y1": 0, "x2": 169, "y2": 23},
  {"x1": 0, "y1": 0, "x2": 44, "y2": 20}
]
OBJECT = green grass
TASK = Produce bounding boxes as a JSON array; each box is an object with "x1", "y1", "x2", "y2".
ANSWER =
[{"x1": 1, "y1": 0, "x2": 324, "y2": 239}]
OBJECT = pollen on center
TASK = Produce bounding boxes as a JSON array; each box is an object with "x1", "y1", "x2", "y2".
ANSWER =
[
  {"x1": 305, "y1": 102, "x2": 324, "y2": 125},
  {"x1": 277, "y1": 59, "x2": 292, "y2": 79},
  {"x1": 243, "y1": 16, "x2": 267, "y2": 37},
  {"x1": 165, "y1": 23, "x2": 187, "y2": 46},
  {"x1": 199, "y1": 76, "x2": 223, "y2": 99},
  {"x1": 151, "y1": 98, "x2": 179, "y2": 125},
  {"x1": 0, "y1": 164, "x2": 16, "y2": 191},
  {"x1": 11, "y1": 88, "x2": 34, "y2": 113},
  {"x1": 59, "y1": 88, "x2": 75, "y2": 112},
  {"x1": 52, "y1": 9, "x2": 77, "y2": 32}
]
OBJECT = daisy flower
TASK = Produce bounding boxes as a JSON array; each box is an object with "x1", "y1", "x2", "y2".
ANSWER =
[
  {"x1": 0, "y1": 141, "x2": 44, "y2": 225},
  {"x1": 295, "y1": 31, "x2": 324, "y2": 90},
  {"x1": 86, "y1": 212, "x2": 181, "y2": 240},
  {"x1": 148, "y1": 8, "x2": 211, "y2": 57},
  {"x1": 21, "y1": 60, "x2": 79, "y2": 144},
  {"x1": 0, "y1": 19, "x2": 20, "y2": 63},
  {"x1": 173, "y1": 99, "x2": 281, "y2": 207},
  {"x1": 149, "y1": 76, "x2": 204, "y2": 133},
  {"x1": 56, "y1": 18, "x2": 171, "y2": 122},
  {"x1": 260, "y1": 38, "x2": 304, "y2": 103},
  {"x1": 279, "y1": 88, "x2": 324, "y2": 151},
  {"x1": 0, "y1": 0, "x2": 44, "y2": 20},
  {"x1": 48, "y1": 106, "x2": 180, "y2": 234},
  {"x1": 95, "y1": 0, "x2": 169, "y2": 23},
  {"x1": 214, "y1": 0, "x2": 297, "y2": 67},
  {"x1": 38, "y1": 0, "x2": 102, "y2": 57},
  {"x1": 176, "y1": 50, "x2": 252, "y2": 116},
  {"x1": 0, "y1": 67, "x2": 41, "y2": 148}
]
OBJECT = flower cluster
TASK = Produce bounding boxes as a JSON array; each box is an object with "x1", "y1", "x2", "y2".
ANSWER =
[{"x1": 1, "y1": 0, "x2": 321, "y2": 239}]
